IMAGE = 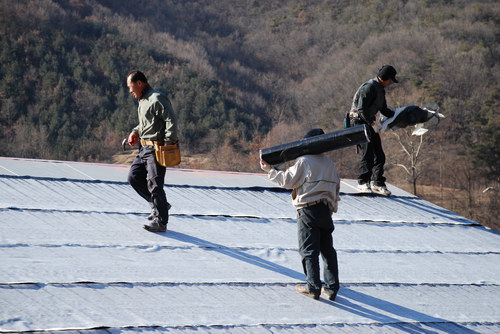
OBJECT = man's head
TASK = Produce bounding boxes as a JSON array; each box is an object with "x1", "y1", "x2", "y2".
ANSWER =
[
  {"x1": 377, "y1": 65, "x2": 398, "y2": 87},
  {"x1": 127, "y1": 70, "x2": 149, "y2": 99},
  {"x1": 304, "y1": 128, "x2": 325, "y2": 138}
]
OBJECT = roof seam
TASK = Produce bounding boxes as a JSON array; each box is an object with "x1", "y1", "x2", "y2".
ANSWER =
[
  {"x1": 0, "y1": 174, "x2": 421, "y2": 197},
  {"x1": 6, "y1": 321, "x2": 500, "y2": 333},
  {"x1": 0, "y1": 207, "x2": 479, "y2": 226},
  {"x1": 2, "y1": 282, "x2": 499, "y2": 287},
  {"x1": 1, "y1": 243, "x2": 498, "y2": 255}
]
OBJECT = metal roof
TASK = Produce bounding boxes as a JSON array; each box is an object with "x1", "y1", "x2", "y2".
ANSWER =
[{"x1": 1, "y1": 157, "x2": 499, "y2": 333}]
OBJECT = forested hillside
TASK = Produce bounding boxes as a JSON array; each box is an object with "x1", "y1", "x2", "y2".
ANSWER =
[{"x1": 0, "y1": 0, "x2": 498, "y2": 228}]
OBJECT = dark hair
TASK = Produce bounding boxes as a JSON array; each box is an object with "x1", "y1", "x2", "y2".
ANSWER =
[
  {"x1": 127, "y1": 70, "x2": 148, "y2": 84},
  {"x1": 304, "y1": 128, "x2": 325, "y2": 138}
]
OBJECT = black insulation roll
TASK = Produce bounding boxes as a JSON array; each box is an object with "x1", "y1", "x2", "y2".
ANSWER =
[{"x1": 260, "y1": 125, "x2": 370, "y2": 165}]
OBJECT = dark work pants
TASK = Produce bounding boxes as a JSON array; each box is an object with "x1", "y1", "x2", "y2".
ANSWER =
[
  {"x1": 127, "y1": 145, "x2": 170, "y2": 224},
  {"x1": 358, "y1": 124, "x2": 387, "y2": 187},
  {"x1": 297, "y1": 202, "x2": 339, "y2": 294}
]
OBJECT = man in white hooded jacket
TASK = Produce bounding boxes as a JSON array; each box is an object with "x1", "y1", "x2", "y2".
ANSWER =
[{"x1": 260, "y1": 128, "x2": 340, "y2": 301}]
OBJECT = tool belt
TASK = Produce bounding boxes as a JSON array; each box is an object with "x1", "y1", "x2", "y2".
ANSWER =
[
  {"x1": 344, "y1": 109, "x2": 360, "y2": 128},
  {"x1": 344, "y1": 109, "x2": 365, "y2": 128},
  {"x1": 140, "y1": 139, "x2": 164, "y2": 146},
  {"x1": 140, "y1": 139, "x2": 181, "y2": 167},
  {"x1": 349, "y1": 109, "x2": 361, "y2": 120}
]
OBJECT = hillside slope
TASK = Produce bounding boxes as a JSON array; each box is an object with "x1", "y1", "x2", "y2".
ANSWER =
[{"x1": 0, "y1": 0, "x2": 498, "y2": 227}]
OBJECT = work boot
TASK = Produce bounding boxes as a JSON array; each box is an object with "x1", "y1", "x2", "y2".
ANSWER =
[
  {"x1": 322, "y1": 287, "x2": 339, "y2": 301},
  {"x1": 147, "y1": 203, "x2": 171, "y2": 220},
  {"x1": 295, "y1": 284, "x2": 320, "y2": 300},
  {"x1": 371, "y1": 183, "x2": 391, "y2": 196},
  {"x1": 147, "y1": 209, "x2": 158, "y2": 221},
  {"x1": 143, "y1": 219, "x2": 167, "y2": 233},
  {"x1": 357, "y1": 183, "x2": 372, "y2": 193}
]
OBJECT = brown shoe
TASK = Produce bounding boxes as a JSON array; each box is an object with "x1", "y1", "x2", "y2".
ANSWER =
[
  {"x1": 143, "y1": 220, "x2": 167, "y2": 232},
  {"x1": 371, "y1": 183, "x2": 391, "y2": 196},
  {"x1": 322, "y1": 287, "x2": 339, "y2": 301},
  {"x1": 295, "y1": 284, "x2": 320, "y2": 300}
]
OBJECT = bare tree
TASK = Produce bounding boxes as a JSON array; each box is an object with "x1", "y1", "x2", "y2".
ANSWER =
[{"x1": 390, "y1": 128, "x2": 433, "y2": 196}]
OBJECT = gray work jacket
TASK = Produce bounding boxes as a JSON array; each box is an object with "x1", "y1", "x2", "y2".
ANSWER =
[{"x1": 351, "y1": 78, "x2": 394, "y2": 124}]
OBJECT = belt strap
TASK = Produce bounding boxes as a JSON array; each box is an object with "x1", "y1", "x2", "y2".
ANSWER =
[
  {"x1": 302, "y1": 199, "x2": 327, "y2": 208},
  {"x1": 140, "y1": 139, "x2": 164, "y2": 146}
]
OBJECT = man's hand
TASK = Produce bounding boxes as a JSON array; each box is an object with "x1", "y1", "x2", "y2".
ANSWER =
[
  {"x1": 260, "y1": 159, "x2": 271, "y2": 172},
  {"x1": 128, "y1": 132, "x2": 139, "y2": 146}
]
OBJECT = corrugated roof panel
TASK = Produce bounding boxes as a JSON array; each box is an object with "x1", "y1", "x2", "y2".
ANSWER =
[
  {"x1": 49, "y1": 323, "x2": 499, "y2": 334},
  {"x1": 1, "y1": 284, "x2": 499, "y2": 332},
  {"x1": 0, "y1": 157, "x2": 277, "y2": 187},
  {"x1": 0, "y1": 157, "x2": 414, "y2": 195},
  {"x1": 336, "y1": 194, "x2": 473, "y2": 224},
  {"x1": 1, "y1": 157, "x2": 499, "y2": 333},
  {"x1": 0, "y1": 175, "x2": 473, "y2": 224},
  {"x1": 2, "y1": 243, "x2": 499, "y2": 285},
  {"x1": 1, "y1": 209, "x2": 498, "y2": 253},
  {"x1": 0, "y1": 176, "x2": 292, "y2": 218}
]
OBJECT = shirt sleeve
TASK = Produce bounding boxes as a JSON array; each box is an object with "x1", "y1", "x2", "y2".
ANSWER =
[
  {"x1": 268, "y1": 158, "x2": 308, "y2": 190},
  {"x1": 380, "y1": 99, "x2": 395, "y2": 118},
  {"x1": 334, "y1": 166, "x2": 340, "y2": 199},
  {"x1": 357, "y1": 84, "x2": 376, "y2": 124},
  {"x1": 155, "y1": 97, "x2": 178, "y2": 143}
]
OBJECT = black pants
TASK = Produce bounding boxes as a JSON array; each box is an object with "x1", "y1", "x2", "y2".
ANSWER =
[
  {"x1": 297, "y1": 202, "x2": 339, "y2": 294},
  {"x1": 358, "y1": 124, "x2": 386, "y2": 187},
  {"x1": 127, "y1": 145, "x2": 170, "y2": 224}
]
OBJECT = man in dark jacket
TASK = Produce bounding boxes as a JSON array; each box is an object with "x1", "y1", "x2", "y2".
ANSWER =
[
  {"x1": 350, "y1": 65, "x2": 398, "y2": 196},
  {"x1": 126, "y1": 70, "x2": 178, "y2": 232}
]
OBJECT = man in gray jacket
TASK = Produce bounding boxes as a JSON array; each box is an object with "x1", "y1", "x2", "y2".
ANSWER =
[
  {"x1": 350, "y1": 65, "x2": 398, "y2": 196},
  {"x1": 260, "y1": 128, "x2": 340, "y2": 301},
  {"x1": 126, "y1": 70, "x2": 178, "y2": 233}
]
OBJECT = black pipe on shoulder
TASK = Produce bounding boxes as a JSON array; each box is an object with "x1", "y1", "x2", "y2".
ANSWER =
[{"x1": 260, "y1": 125, "x2": 370, "y2": 165}]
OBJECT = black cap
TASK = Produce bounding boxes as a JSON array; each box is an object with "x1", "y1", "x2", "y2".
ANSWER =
[
  {"x1": 304, "y1": 128, "x2": 325, "y2": 138},
  {"x1": 378, "y1": 65, "x2": 398, "y2": 83}
]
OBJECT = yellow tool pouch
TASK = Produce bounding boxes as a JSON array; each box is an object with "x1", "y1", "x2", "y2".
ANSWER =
[{"x1": 154, "y1": 143, "x2": 181, "y2": 167}]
